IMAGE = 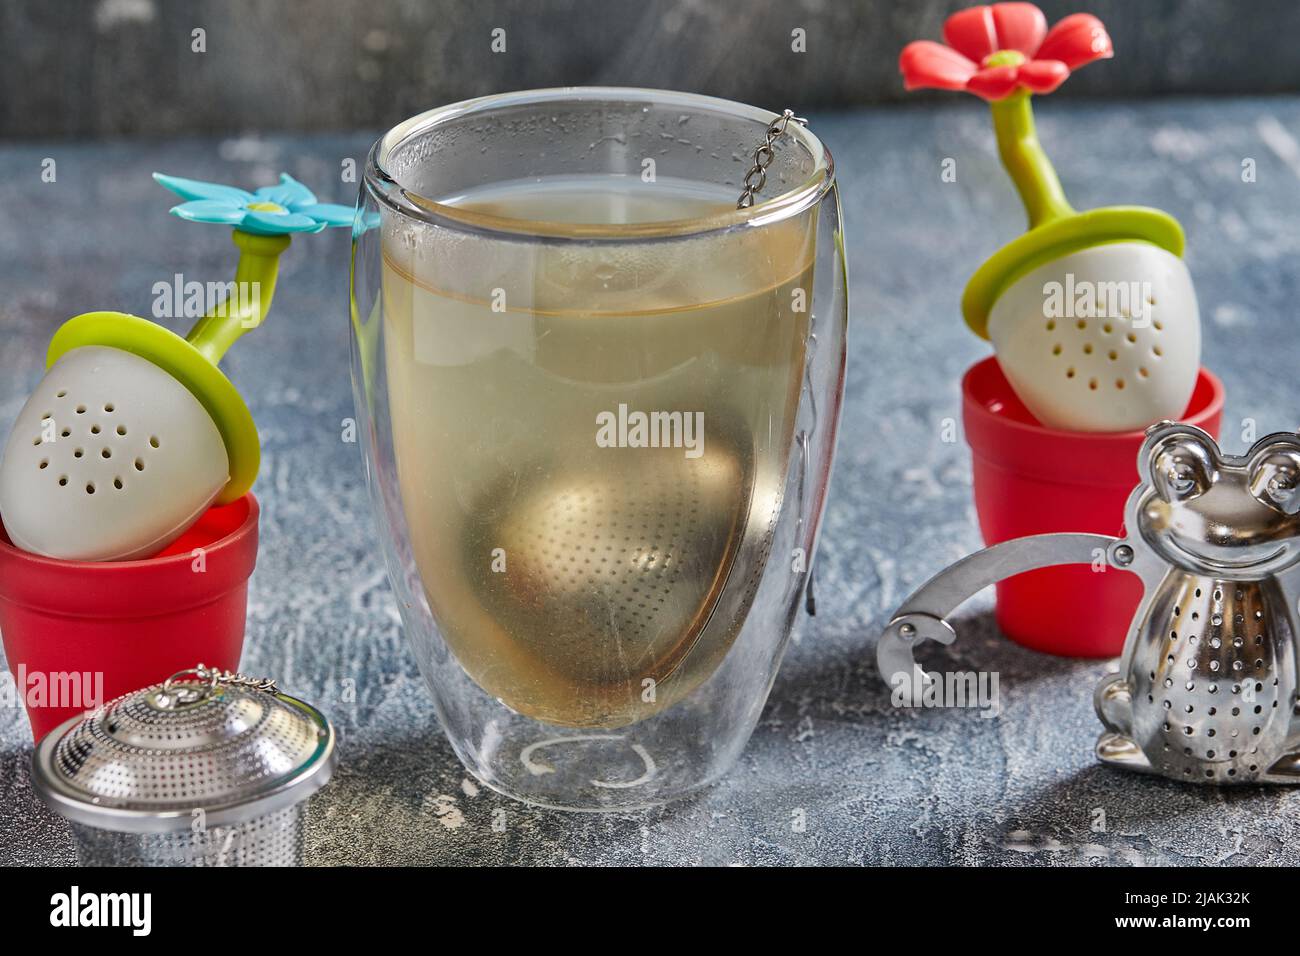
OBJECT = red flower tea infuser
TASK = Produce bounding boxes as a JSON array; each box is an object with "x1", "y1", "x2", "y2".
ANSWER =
[
  {"x1": 898, "y1": 4, "x2": 1223, "y2": 657},
  {"x1": 903, "y1": 2, "x2": 1201, "y2": 433}
]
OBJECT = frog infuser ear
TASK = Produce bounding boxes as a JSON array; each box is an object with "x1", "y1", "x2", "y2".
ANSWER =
[
  {"x1": 1248, "y1": 437, "x2": 1300, "y2": 515},
  {"x1": 1144, "y1": 423, "x2": 1219, "y2": 503}
]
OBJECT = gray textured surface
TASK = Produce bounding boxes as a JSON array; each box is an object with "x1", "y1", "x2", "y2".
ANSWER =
[
  {"x1": 5, "y1": 0, "x2": 1300, "y2": 139},
  {"x1": 4, "y1": 96, "x2": 1300, "y2": 865}
]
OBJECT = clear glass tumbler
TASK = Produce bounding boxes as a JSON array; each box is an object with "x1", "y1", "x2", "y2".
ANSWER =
[{"x1": 350, "y1": 88, "x2": 846, "y2": 810}]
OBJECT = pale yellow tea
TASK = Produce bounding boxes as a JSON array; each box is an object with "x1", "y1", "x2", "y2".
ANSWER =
[{"x1": 382, "y1": 175, "x2": 815, "y2": 728}]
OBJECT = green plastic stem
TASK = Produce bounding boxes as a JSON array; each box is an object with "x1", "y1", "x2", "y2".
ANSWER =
[
  {"x1": 989, "y1": 89, "x2": 1075, "y2": 230},
  {"x1": 185, "y1": 230, "x2": 292, "y2": 364}
]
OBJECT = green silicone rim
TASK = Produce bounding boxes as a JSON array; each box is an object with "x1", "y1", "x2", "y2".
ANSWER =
[
  {"x1": 961, "y1": 206, "x2": 1186, "y2": 340},
  {"x1": 46, "y1": 312, "x2": 259, "y2": 504}
]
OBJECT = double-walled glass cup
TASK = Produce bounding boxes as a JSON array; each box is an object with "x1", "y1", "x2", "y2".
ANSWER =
[{"x1": 351, "y1": 88, "x2": 846, "y2": 810}]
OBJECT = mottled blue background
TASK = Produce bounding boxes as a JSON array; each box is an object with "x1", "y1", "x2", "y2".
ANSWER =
[{"x1": 4, "y1": 0, "x2": 1300, "y2": 138}]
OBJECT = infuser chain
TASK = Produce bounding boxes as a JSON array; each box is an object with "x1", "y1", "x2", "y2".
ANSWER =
[
  {"x1": 877, "y1": 532, "x2": 1127, "y2": 704},
  {"x1": 154, "y1": 663, "x2": 279, "y2": 708},
  {"x1": 737, "y1": 109, "x2": 808, "y2": 210}
]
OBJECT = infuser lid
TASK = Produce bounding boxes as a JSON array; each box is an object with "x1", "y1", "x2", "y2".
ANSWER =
[{"x1": 32, "y1": 665, "x2": 336, "y2": 833}]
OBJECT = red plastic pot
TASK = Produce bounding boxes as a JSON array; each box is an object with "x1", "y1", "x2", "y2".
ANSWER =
[
  {"x1": 0, "y1": 494, "x2": 258, "y2": 740},
  {"x1": 962, "y1": 358, "x2": 1224, "y2": 658}
]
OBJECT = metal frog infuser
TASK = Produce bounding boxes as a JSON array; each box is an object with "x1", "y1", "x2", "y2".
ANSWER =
[{"x1": 878, "y1": 421, "x2": 1300, "y2": 785}]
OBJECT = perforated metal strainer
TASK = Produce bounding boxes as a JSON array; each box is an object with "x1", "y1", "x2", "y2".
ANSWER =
[
  {"x1": 467, "y1": 430, "x2": 781, "y2": 728},
  {"x1": 32, "y1": 665, "x2": 337, "y2": 866},
  {"x1": 877, "y1": 422, "x2": 1300, "y2": 786}
]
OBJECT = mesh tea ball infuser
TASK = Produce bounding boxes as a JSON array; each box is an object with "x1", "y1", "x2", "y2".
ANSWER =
[
  {"x1": 900, "y1": 3, "x2": 1201, "y2": 432},
  {"x1": 32, "y1": 664, "x2": 337, "y2": 866},
  {"x1": 0, "y1": 172, "x2": 350, "y2": 561},
  {"x1": 878, "y1": 422, "x2": 1300, "y2": 785}
]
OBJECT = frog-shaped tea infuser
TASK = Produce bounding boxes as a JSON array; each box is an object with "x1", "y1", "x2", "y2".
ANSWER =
[{"x1": 878, "y1": 421, "x2": 1300, "y2": 785}]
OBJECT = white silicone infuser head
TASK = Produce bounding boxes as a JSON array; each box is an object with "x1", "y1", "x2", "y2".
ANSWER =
[
  {"x1": 0, "y1": 347, "x2": 229, "y2": 561},
  {"x1": 986, "y1": 241, "x2": 1200, "y2": 432},
  {"x1": 0, "y1": 172, "x2": 352, "y2": 561}
]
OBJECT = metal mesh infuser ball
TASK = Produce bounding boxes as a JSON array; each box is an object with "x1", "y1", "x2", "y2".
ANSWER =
[{"x1": 31, "y1": 665, "x2": 336, "y2": 867}]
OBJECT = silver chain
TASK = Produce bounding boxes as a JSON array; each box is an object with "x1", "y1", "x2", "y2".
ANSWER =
[
  {"x1": 737, "y1": 109, "x2": 808, "y2": 210},
  {"x1": 155, "y1": 663, "x2": 278, "y2": 708}
]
